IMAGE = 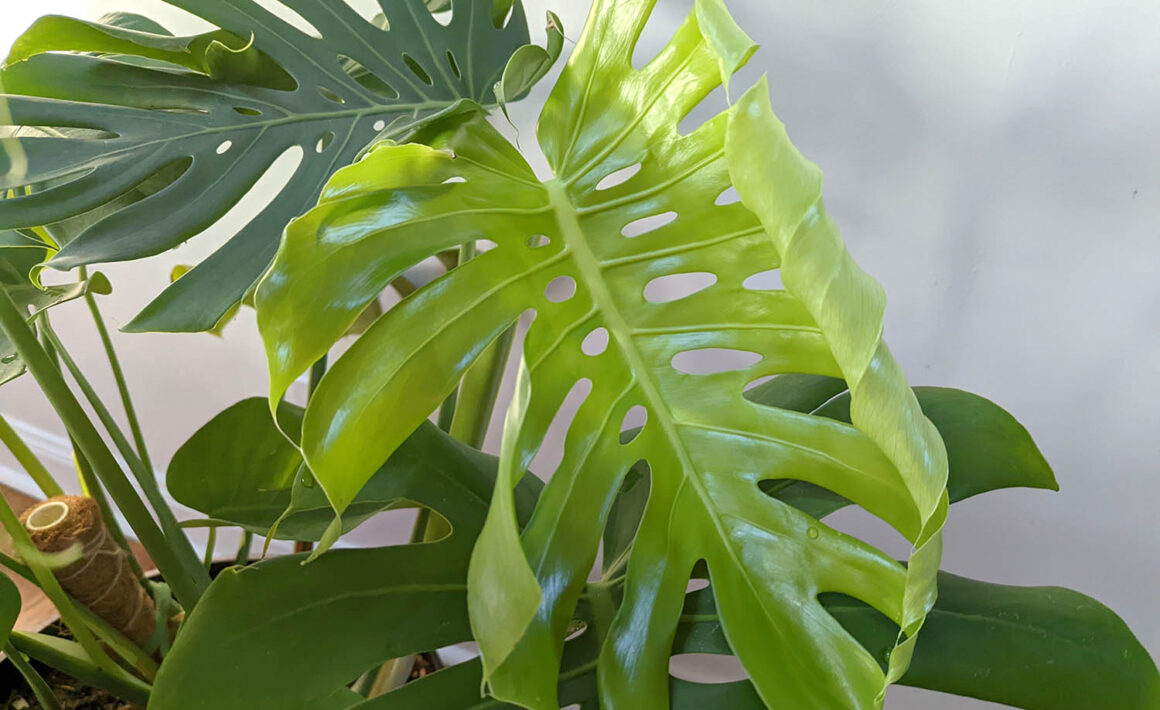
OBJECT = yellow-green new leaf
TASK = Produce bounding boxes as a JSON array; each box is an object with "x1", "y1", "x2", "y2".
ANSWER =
[{"x1": 256, "y1": 0, "x2": 948, "y2": 707}]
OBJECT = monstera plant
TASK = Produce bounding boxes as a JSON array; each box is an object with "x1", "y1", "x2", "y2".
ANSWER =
[{"x1": 0, "y1": 0, "x2": 1155, "y2": 708}]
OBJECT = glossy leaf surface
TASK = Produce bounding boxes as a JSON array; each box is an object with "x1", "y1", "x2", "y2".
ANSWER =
[
  {"x1": 167, "y1": 397, "x2": 539, "y2": 540},
  {"x1": 746, "y1": 377, "x2": 1058, "y2": 518},
  {"x1": 152, "y1": 423, "x2": 540, "y2": 710},
  {"x1": 256, "y1": 0, "x2": 948, "y2": 706},
  {"x1": 0, "y1": 0, "x2": 560, "y2": 332}
]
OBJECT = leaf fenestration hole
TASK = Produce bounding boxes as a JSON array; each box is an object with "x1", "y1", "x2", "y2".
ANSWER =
[
  {"x1": 643, "y1": 272, "x2": 717, "y2": 303},
  {"x1": 233, "y1": 106, "x2": 261, "y2": 116},
  {"x1": 620, "y1": 405, "x2": 647, "y2": 444},
  {"x1": 686, "y1": 578, "x2": 709, "y2": 593},
  {"x1": 215, "y1": 140, "x2": 233, "y2": 155},
  {"x1": 527, "y1": 234, "x2": 550, "y2": 248},
  {"x1": 338, "y1": 55, "x2": 400, "y2": 99},
  {"x1": 528, "y1": 378, "x2": 593, "y2": 478},
  {"x1": 621, "y1": 210, "x2": 678, "y2": 238},
  {"x1": 669, "y1": 654, "x2": 749, "y2": 684},
  {"x1": 544, "y1": 276, "x2": 576, "y2": 303},
  {"x1": 715, "y1": 186, "x2": 741, "y2": 205},
  {"x1": 317, "y1": 86, "x2": 345, "y2": 104},
  {"x1": 671, "y1": 349, "x2": 762, "y2": 375},
  {"x1": 476, "y1": 239, "x2": 498, "y2": 252},
  {"x1": 442, "y1": 176, "x2": 466, "y2": 184},
  {"x1": 446, "y1": 51, "x2": 462, "y2": 79},
  {"x1": 263, "y1": 0, "x2": 323, "y2": 38},
  {"x1": 430, "y1": 4, "x2": 454, "y2": 26},
  {"x1": 373, "y1": 119, "x2": 387, "y2": 132},
  {"x1": 743, "y1": 269, "x2": 783, "y2": 291},
  {"x1": 742, "y1": 375, "x2": 776, "y2": 392},
  {"x1": 595, "y1": 163, "x2": 642, "y2": 191},
  {"x1": 581, "y1": 327, "x2": 609, "y2": 356},
  {"x1": 402, "y1": 54, "x2": 434, "y2": 85},
  {"x1": 564, "y1": 619, "x2": 587, "y2": 641},
  {"x1": 315, "y1": 132, "x2": 334, "y2": 153}
]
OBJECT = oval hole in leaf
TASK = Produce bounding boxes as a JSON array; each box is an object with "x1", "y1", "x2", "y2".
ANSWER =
[
  {"x1": 402, "y1": 54, "x2": 434, "y2": 85},
  {"x1": 581, "y1": 327, "x2": 609, "y2": 356},
  {"x1": 263, "y1": 0, "x2": 322, "y2": 38},
  {"x1": 338, "y1": 55, "x2": 399, "y2": 99},
  {"x1": 544, "y1": 275, "x2": 576, "y2": 303},
  {"x1": 621, "y1": 210, "x2": 677, "y2": 238},
  {"x1": 620, "y1": 405, "x2": 647, "y2": 444},
  {"x1": 564, "y1": 620, "x2": 587, "y2": 642},
  {"x1": 446, "y1": 51, "x2": 462, "y2": 79},
  {"x1": 315, "y1": 132, "x2": 334, "y2": 154},
  {"x1": 233, "y1": 106, "x2": 261, "y2": 116},
  {"x1": 743, "y1": 269, "x2": 783, "y2": 291},
  {"x1": 643, "y1": 271, "x2": 716, "y2": 303},
  {"x1": 317, "y1": 86, "x2": 345, "y2": 104},
  {"x1": 687, "y1": 578, "x2": 709, "y2": 592},
  {"x1": 430, "y1": 4, "x2": 454, "y2": 26},
  {"x1": 528, "y1": 378, "x2": 593, "y2": 478},
  {"x1": 715, "y1": 186, "x2": 740, "y2": 206},
  {"x1": 671, "y1": 348, "x2": 762, "y2": 375},
  {"x1": 215, "y1": 140, "x2": 233, "y2": 155},
  {"x1": 476, "y1": 239, "x2": 498, "y2": 251},
  {"x1": 669, "y1": 654, "x2": 749, "y2": 684},
  {"x1": 442, "y1": 175, "x2": 466, "y2": 184},
  {"x1": 743, "y1": 375, "x2": 775, "y2": 392},
  {"x1": 373, "y1": 119, "x2": 387, "y2": 132},
  {"x1": 527, "y1": 234, "x2": 550, "y2": 249},
  {"x1": 596, "y1": 163, "x2": 642, "y2": 191}
]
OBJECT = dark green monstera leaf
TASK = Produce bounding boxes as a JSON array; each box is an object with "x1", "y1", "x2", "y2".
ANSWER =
[
  {"x1": 0, "y1": 0, "x2": 560, "y2": 332},
  {"x1": 254, "y1": 0, "x2": 950, "y2": 705}
]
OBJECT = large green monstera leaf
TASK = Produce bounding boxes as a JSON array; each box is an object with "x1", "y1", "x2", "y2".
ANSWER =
[
  {"x1": 256, "y1": 0, "x2": 948, "y2": 707},
  {"x1": 0, "y1": 0, "x2": 559, "y2": 332}
]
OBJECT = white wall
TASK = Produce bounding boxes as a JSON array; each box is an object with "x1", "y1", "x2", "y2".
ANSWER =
[{"x1": 2, "y1": 2, "x2": 1158, "y2": 707}]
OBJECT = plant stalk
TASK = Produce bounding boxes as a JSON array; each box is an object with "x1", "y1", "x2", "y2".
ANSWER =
[
  {"x1": 80, "y1": 266, "x2": 152, "y2": 471},
  {"x1": 36, "y1": 315, "x2": 210, "y2": 604},
  {"x1": 0, "y1": 413, "x2": 63, "y2": 497},
  {"x1": 4, "y1": 641, "x2": 62, "y2": 710},
  {"x1": 10, "y1": 631, "x2": 151, "y2": 706},
  {"x1": 0, "y1": 286, "x2": 204, "y2": 608}
]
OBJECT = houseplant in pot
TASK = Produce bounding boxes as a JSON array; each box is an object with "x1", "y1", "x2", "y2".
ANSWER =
[{"x1": 2, "y1": 0, "x2": 1158, "y2": 707}]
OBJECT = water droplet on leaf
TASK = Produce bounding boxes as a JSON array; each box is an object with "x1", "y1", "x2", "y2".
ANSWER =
[{"x1": 806, "y1": 527, "x2": 819, "y2": 540}]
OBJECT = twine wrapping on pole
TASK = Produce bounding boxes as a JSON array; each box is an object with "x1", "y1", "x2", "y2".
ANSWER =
[{"x1": 20, "y1": 495, "x2": 155, "y2": 646}]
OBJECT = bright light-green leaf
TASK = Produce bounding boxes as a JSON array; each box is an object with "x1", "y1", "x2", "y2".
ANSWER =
[
  {"x1": 0, "y1": 0, "x2": 558, "y2": 332},
  {"x1": 745, "y1": 377, "x2": 1058, "y2": 518},
  {"x1": 256, "y1": 0, "x2": 949, "y2": 706}
]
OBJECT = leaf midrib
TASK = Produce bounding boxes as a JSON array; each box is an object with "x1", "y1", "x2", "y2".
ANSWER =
[{"x1": 545, "y1": 177, "x2": 771, "y2": 616}]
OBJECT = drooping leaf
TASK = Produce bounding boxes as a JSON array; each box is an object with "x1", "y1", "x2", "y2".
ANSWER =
[
  {"x1": 167, "y1": 397, "x2": 540, "y2": 540},
  {"x1": 0, "y1": 229, "x2": 94, "y2": 386},
  {"x1": 0, "y1": 0, "x2": 560, "y2": 332},
  {"x1": 254, "y1": 0, "x2": 949, "y2": 706}
]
